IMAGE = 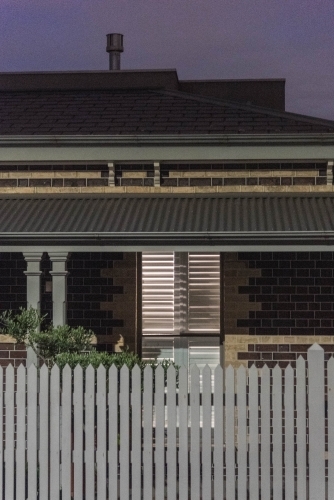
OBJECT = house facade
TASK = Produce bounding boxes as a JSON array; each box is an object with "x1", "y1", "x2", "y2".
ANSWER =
[{"x1": 1, "y1": 54, "x2": 334, "y2": 369}]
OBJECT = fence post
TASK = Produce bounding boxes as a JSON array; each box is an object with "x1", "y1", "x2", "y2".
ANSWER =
[{"x1": 308, "y1": 343, "x2": 325, "y2": 500}]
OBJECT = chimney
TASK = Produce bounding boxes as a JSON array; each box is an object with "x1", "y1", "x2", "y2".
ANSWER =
[{"x1": 106, "y1": 33, "x2": 124, "y2": 71}]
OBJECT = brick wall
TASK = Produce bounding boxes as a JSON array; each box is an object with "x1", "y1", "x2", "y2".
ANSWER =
[
  {"x1": 224, "y1": 251, "x2": 334, "y2": 367},
  {"x1": 161, "y1": 162, "x2": 327, "y2": 187},
  {"x1": 0, "y1": 253, "x2": 27, "y2": 366},
  {"x1": 0, "y1": 251, "x2": 138, "y2": 365},
  {"x1": 0, "y1": 161, "x2": 332, "y2": 195},
  {"x1": 67, "y1": 252, "x2": 137, "y2": 353},
  {"x1": 225, "y1": 335, "x2": 334, "y2": 369}
]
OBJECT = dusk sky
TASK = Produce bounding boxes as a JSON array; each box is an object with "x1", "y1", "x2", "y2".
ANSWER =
[{"x1": 1, "y1": 0, "x2": 334, "y2": 120}]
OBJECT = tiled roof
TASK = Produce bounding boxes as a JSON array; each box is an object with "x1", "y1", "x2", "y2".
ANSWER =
[{"x1": 1, "y1": 88, "x2": 334, "y2": 135}]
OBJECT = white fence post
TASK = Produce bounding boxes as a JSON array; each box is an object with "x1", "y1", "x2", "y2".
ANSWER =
[
  {"x1": 296, "y1": 355, "x2": 307, "y2": 500},
  {"x1": 27, "y1": 365, "x2": 38, "y2": 500},
  {"x1": 131, "y1": 365, "x2": 141, "y2": 500},
  {"x1": 50, "y1": 364, "x2": 60, "y2": 500},
  {"x1": 39, "y1": 364, "x2": 49, "y2": 500},
  {"x1": 96, "y1": 365, "x2": 107, "y2": 500},
  {"x1": 328, "y1": 355, "x2": 334, "y2": 499},
  {"x1": 61, "y1": 365, "x2": 72, "y2": 500},
  {"x1": 167, "y1": 365, "x2": 177, "y2": 500},
  {"x1": 143, "y1": 365, "x2": 153, "y2": 500},
  {"x1": 308, "y1": 344, "x2": 325, "y2": 500}
]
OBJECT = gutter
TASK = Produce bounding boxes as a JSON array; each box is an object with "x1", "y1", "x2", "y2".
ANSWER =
[
  {"x1": 1, "y1": 231, "x2": 334, "y2": 247},
  {"x1": 0, "y1": 133, "x2": 334, "y2": 148}
]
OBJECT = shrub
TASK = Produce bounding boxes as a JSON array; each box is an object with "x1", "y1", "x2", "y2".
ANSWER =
[{"x1": 0, "y1": 307, "x2": 94, "y2": 367}]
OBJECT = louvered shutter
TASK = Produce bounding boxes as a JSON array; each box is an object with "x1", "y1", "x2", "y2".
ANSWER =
[
  {"x1": 187, "y1": 253, "x2": 220, "y2": 332},
  {"x1": 142, "y1": 252, "x2": 175, "y2": 334}
]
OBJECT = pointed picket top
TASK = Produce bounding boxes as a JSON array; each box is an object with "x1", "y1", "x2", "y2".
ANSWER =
[
  {"x1": 190, "y1": 364, "x2": 200, "y2": 378},
  {"x1": 226, "y1": 364, "x2": 234, "y2": 378},
  {"x1": 108, "y1": 363, "x2": 117, "y2": 378},
  {"x1": 297, "y1": 354, "x2": 306, "y2": 366},
  {"x1": 237, "y1": 364, "x2": 246, "y2": 376},
  {"x1": 144, "y1": 364, "x2": 152, "y2": 374},
  {"x1": 249, "y1": 363, "x2": 257, "y2": 375},
  {"x1": 132, "y1": 363, "x2": 141, "y2": 378},
  {"x1": 27, "y1": 363, "x2": 37, "y2": 376},
  {"x1": 262, "y1": 364, "x2": 270, "y2": 376},
  {"x1": 286, "y1": 364, "x2": 294, "y2": 377},
  {"x1": 203, "y1": 364, "x2": 211, "y2": 378},
  {"x1": 17, "y1": 363, "x2": 25, "y2": 377},
  {"x1": 97, "y1": 363, "x2": 106, "y2": 376},
  {"x1": 308, "y1": 342, "x2": 323, "y2": 351},
  {"x1": 63, "y1": 364, "x2": 72, "y2": 377},
  {"x1": 273, "y1": 364, "x2": 281, "y2": 376},
  {"x1": 51, "y1": 363, "x2": 60, "y2": 377},
  {"x1": 86, "y1": 363, "x2": 95, "y2": 377},
  {"x1": 40, "y1": 363, "x2": 49, "y2": 377},
  {"x1": 6, "y1": 363, "x2": 14, "y2": 376},
  {"x1": 73, "y1": 363, "x2": 82, "y2": 376},
  {"x1": 155, "y1": 364, "x2": 164, "y2": 378},
  {"x1": 167, "y1": 363, "x2": 176, "y2": 384},
  {"x1": 214, "y1": 364, "x2": 223, "y2": 377}
]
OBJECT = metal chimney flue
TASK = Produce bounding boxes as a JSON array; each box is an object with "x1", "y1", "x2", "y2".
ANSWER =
[{"x1": 106, "y1": 33, "x2": 124, "y2": 71}]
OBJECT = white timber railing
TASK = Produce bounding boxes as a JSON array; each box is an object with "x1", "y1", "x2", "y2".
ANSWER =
[{"x1": 0, "y1": 343, "x2": 332, "y2": 499}]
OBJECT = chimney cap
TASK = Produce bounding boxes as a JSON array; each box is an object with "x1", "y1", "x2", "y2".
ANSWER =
[{"x1": 106, "y1": 33, "x2": 124, "y2": 53}]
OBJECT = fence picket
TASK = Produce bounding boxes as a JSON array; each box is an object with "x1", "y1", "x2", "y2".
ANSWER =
[
  {"x1": 61, "y1": 365, "x2": 72, "y2": 500},
  {"x1": 85, "y1": 365, "x2": 95, "y2": 500},
  {"x1": 16, "y1": 365, "x2": 26, "y2": 500},
  {"x1": 249, "y1": 365, "x2": 259, "y2": 500},
  {"x1": 97, "y1": 365, "x2": 107, "y2": 500},
  {"x1": 272, "y1": 365, "x2": 282, "y2": 500},
  {"x1": 284, "y1": 365, "x2": 295, "y2": 500},
  {"x1": 0, "y1": 344, "x2": 331, "y2": 500},
  {"x1": 50, "y1": 364, "x2": 60, "y2": 500},
  {"x1": 261, "y1": 365, "x2": 270, "y2": 500},
  {"x1": 213, "y1": 365, "x2": 224, "y2": 500},
  {"x1": 154, "y1": 365, "x2": 165, "y2": 500},
  {"x1": 39, "y1": 364, "x2": 49, "y2": 500},
  {"x1": 167, "y1": 365, "x2": 177, "y2": 500},
  {"x1": 143, "y1": 365, "x2": 153, "y2": 500},
  {"x1": 225, "y1": 365, "x2": 235, "y2": 500},
  {"x1": 308, "y1": 344, "x2": 325, "y2": 500},
  {"x1": 27, "y1": 365, "x2": 38, "y2": 500},
  {"x1": 0, "y1": 367, "x2": 3, "y2": 500},
  {"x1": 328, "y1": 356, "x2": 334, "y2": 499},
  {"x1": 5, "y1": 365, "x2": 14, "y2": 500},
  {"x1": 119, "y1": 365, "x2": 129, "y2": 500},
  {"x1": 131, "y1": 365, "x2": 141, "y2": 500},
  {"x1": 202, "y1": 365, "x2": 212, "y2": 500},
  {"x1": 178, "y1": 366, "x2": 188, "y2": 500},
  {"x1": 190, "y1": 365, "x2": 200, "y2": 500},
  {"x1": 296, "y1": 356, "x2": 307, "y2": 500},
  {"x1": 74, "y1": 365, "x2": 83, "y2": 500},
  {"x1": 237, "y1": 365, "x2": 247, "y2": 500}
]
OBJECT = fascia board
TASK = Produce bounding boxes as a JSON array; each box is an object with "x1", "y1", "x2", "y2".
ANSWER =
[
  {"x1": 1, "y1": 231, "x2": 334, "y2": 247},
  {"x1": 0, "y1": 134, "x2": 334, "y2": 162}
]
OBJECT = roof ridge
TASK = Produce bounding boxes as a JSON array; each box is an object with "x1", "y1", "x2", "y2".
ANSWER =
[{"x1": 152, "y1": 89, "x2": 334, "y2": 129}]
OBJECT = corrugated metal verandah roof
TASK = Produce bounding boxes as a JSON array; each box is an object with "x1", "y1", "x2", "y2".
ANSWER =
[{"x1": 0, "y1": 194, "x2": 334, "y2": 246}]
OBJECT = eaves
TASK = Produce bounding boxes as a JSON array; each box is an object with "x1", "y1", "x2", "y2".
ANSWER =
[{"x1": 0, "y1": 134, "x2": 334, "y2": 163}]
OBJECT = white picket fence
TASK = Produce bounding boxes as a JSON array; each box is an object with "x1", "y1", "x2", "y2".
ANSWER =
[{"x1": 0, "y1": 343, "x2": 333, "y2": 499}]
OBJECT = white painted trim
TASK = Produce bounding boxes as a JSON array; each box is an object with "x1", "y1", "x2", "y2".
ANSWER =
[
  {"x1": 49, "y1": 252, "x2": 68, "y2": 326},
  {"x1": 3, "y1": 243, "x2": 334, "y2": 253},
  {"x1": 0, "y1": 134, "x2": 334, "y2": 162}
]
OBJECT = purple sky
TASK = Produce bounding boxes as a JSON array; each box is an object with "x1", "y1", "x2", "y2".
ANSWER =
[{"x1": 1, "y1": 0, "x2": 334, "y2": 120}]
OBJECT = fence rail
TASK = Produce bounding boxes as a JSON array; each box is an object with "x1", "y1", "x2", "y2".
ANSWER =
[{"x1": 0, "y1": 343, "x2": 332, "y2": 499}]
